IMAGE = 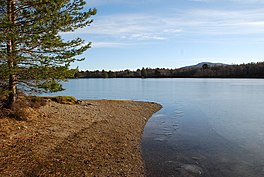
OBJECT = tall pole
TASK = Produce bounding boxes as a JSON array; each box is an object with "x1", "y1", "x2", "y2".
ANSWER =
[{"x1": 6, "y1": 0, "x2": 16, "y2": 108}]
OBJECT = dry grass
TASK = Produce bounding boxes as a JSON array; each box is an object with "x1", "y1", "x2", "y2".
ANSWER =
[
  {"x1": 0, "y1": 100, "x2": 161, "y2": 176},
  {"x1": 0, "y1": 96, "x2": 77, "y2": 121}
]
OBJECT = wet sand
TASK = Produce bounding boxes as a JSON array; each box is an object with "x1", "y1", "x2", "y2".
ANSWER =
[{"x1": 0, "y1": 100, "x2": 161, "y2": 176}]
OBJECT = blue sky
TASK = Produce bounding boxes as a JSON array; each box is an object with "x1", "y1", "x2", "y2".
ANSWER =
[{"x1": 65, "y1": 0, "x2": 264, "y2": 71}]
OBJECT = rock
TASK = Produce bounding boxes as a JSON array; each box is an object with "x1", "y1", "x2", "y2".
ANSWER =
[{"x1": 181, "y1": 164, "x2": 202, "y2": 175}]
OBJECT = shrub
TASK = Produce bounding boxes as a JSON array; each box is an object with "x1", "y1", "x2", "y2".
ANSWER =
[
  {"x1": 1, "y1": 98, "x2": 31, "y2": 121},
  {"x1": 0, "y1": 96, "x2": 77, "y2": 120},
  {"x1": 47, "y1": 96, "x2": 77, "y2": 104},
  {"x1": 27, "y1": 96, "x2": 47, "y2": 108}
]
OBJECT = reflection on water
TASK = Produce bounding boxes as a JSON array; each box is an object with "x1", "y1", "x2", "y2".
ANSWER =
[
  {"x1": 44, "y1": 78, "x2": 264, "y2": 177},
  {"x1": 142, "y1": 104, "x2": 264, "y2": 177}
]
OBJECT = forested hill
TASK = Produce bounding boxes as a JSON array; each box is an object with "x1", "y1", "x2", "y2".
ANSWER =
[{"x1": 75, "y1": 62, "x2": 264, "y2": 78}]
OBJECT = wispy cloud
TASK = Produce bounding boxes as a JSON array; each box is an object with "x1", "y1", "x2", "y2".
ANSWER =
[
  {"x1": 65, "y1": 6, "x2": 264, "y2": 48},
  {"x1": 90, "y1": 0, "x2": 264, "y2": 6},
  {"x1": 89, "y1": 0, "x2": 162, "y2": 6},
  {"x1": 182, "y1": 8, "x2": 264, "y2": 35},
  {"x1": 68, "y1": 13, "x2": 182, "y2": 41},
  {"x1": 92, "y1": 42, "x2": 130, "y2": 48},
  {"x1": 73, "y1": 8, "x2": 264, "y2": 36},
  {"x1": 89, "y1": 0, "x2": 126, "y2": 6},
  {"x1": 189, "y1": 0, "x2": 264, "y2": 3}
]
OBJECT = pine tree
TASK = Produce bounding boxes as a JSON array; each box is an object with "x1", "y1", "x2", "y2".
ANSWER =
[
  {"x1": 0, "y1": 0, "x2": 96, "y2": 108},
  {"x1": 141, "y1": 67, "x2": 147, "y2": 78}
]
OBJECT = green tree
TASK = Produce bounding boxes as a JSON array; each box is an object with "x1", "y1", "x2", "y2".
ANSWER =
[
  {"x1": 154, "y1": 69, "x2": 161, "y2": 77},
  {"x1": 0, "y1": 0, "x2": 96, "y2": 107},
  {"x1": 102, "y1": 70, "x2": 108, "y2": 78},
  {"x1": 141, "y1": 67, "x2": 147, "y2": 78},
  {"x1": 202, "y1": 64, "x2": 209, "y2": 70},
  {"x1": 108, "y1": 71, "x2": 116, "y2": 78}
]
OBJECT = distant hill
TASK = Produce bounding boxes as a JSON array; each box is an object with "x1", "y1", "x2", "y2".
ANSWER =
[
  {"x1": 75, "y1": 61, "x2": 264, "y2": 78},
  {"x1": 181, "y1": 62, "x2": 228, "y2": 69}
]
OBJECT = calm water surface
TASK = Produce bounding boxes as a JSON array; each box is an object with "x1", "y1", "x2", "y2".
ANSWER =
[{"x1": 46, "y1": 78, "x2": 264, "y2": 177}]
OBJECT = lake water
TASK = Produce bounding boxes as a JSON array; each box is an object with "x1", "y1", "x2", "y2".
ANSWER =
[{"x1": 45, "y1": 78, "x2": 264, "y2": 177}]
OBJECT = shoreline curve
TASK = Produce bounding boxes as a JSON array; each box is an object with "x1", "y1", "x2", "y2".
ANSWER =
[{"x1": 0, "y1": 100, "x2": 161, "y2": 176}]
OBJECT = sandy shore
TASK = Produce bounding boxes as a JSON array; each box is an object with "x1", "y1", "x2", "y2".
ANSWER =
[{"x1": 0, "y1": 100, "x2": 161, "y2": 176}]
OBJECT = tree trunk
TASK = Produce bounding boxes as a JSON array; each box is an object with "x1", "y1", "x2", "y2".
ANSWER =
[
  {"x1": 5, "y1": 0, "x2": 16, "y2": 108},
  {"x1": 6, "y1": 75, "x2": 17, "y2": 108}
]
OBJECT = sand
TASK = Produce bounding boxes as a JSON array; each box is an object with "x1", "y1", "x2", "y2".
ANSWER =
[{"x1": 0, "y1": 100, "x2": 161, "y2": 177}]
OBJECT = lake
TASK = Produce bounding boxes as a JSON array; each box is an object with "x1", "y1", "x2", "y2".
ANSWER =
[{"x1": 45, "y1": 78, "x2": 264, "y2": 177}]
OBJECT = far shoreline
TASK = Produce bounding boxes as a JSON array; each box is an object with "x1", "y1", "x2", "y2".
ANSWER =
[{"x1": 68, "y1": 77, "x2": 264, "y2": 79}]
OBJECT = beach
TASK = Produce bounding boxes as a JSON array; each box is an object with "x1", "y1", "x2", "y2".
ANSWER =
[{"x1": 0, "y1": 100, "x2": 161, "y2": 176}]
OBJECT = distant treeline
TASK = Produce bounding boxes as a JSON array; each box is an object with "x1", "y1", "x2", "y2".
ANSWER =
[{"x1": 75, "y1": 62, "x2": 264, "y2": 78}]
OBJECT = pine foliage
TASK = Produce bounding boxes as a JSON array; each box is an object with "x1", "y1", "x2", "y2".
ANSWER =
[{"x1": 0, "y1": 0, "x2": 96, "y2": 107}]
